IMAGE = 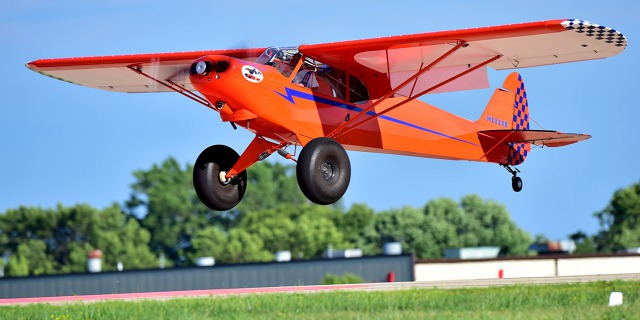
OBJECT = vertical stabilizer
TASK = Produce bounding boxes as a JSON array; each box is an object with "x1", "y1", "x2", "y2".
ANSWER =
[{"x1": 477, "y1": 72, "x2": 531, "y2": 165}]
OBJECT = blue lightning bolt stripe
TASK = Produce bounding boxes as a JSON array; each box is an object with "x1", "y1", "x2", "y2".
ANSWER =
[{"x1": 274, "y1": 87, "x2": 478, "y2": 146}]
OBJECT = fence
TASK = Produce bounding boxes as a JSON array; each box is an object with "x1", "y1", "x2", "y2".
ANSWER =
[{"x1": 0, "y1": 254, "x2": 414, "y2": 299}]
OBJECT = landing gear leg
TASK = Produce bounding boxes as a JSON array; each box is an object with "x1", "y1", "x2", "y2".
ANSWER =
[{"x1": 502, "y1": 164, "x2": 523, "y2": 192}]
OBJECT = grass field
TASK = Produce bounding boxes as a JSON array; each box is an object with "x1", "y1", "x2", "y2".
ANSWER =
[{"x1": 1, "y1": 280, "x2": 638, "y2": 319}]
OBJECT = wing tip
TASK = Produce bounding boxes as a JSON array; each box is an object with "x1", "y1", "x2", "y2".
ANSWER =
[
  {"x1": 25, "y1": 61, "x2": 39, "y2": 71},
  {"x1": 560, "y1": 19, "x2": 627, "y2": 51}
]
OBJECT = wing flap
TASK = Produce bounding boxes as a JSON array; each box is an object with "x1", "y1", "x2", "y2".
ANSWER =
[
  {"x1": 26, "y1": 48, "x2": 265, "y2": 93},
  {"x1": 478, "y1": 129, "x2": 591, "y2": 147}
]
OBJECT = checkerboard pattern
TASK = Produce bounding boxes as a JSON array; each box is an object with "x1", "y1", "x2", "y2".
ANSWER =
[
  {"x1": 513, "y1": 74, "x2": 529, "y2": 131},
  {"x1": 508, "y1": 74, "x2": 530, "y2": 166},
  {"x1": 562, "y1": 19, "x2": 627, "y2": 48},
  {"x1": 508, "y1": 142, "x2": 529, "y2": 166}
]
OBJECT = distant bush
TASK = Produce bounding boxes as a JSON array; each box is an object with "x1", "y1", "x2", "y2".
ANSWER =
[{"x1": 322, "y1": 272, "x2": 365, "y2": 285}]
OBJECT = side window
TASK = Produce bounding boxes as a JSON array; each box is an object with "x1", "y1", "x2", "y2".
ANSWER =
[
  {"x1": 293, "y1": 63, "x2": 348, "y2": 100},
  {"x1": 291, "y1": 57, "x2": 368, "y2": 104},
  {"x1": 348, "y1": 74, "x2": 369, "y2": 104},
  {"x1": 315, "y1": 68, "x2": 346, "y2": 100}
]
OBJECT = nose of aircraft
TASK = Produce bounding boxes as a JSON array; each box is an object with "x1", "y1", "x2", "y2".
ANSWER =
[
  {"x1": 189, "y1": 55, "x2": 237, "y2": 114},
  {"x1": 190, "y1": 59, "x2": 230, "y2": 77}
]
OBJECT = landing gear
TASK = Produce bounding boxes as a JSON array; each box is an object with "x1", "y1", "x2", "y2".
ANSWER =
[
  {"x1": 511, "y1": 176, "x2": 523, "y2": 192},
  {"x1": 193, "y1": 145, "x2": 247, "y2": 211},
  {"x1": 502, "y1": 164, "x2": 523, "y2": 192},
  {"x1": 296, "y1": 138, "x2": 351, "y2": 205}
]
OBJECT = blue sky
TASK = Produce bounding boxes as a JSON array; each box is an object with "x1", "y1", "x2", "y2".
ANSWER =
[{"x1": 1, "y1": 1, "x2": 637, "y2": 241}]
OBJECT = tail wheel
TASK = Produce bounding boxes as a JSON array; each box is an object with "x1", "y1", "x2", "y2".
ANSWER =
[
  {"x1": 512, "y1": 176, "x2": 523, "y2": 192},
  {"x1": 193, "y1": 145, "x2": 247, "y2": 211},
  {"x1": 296, "y1": 138, "x2": 351, "y2": 205}
]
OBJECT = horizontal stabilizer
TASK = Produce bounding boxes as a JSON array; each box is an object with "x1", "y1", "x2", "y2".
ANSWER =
[{"x1": 478, "y1": 129, "x2": 590, "y2": 147}]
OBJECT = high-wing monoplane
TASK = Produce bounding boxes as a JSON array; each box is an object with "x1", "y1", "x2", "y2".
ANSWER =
[{"x1": 27, "y1": 19, "x2": 627, "y2": 210}]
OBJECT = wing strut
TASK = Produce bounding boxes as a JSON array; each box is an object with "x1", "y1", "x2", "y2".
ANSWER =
[
  {"x1": 329, "y1": 52, "x2": 502, "y2": 139},
  {"x1": 126, "y1": 64, "x2": 212, "y2": 109},
  {"x1": 327, "y1": 41, "x2": 468, "y2": 139}
]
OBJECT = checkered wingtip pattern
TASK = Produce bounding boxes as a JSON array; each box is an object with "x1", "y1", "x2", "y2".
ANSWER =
[
  {"x1": 508, "y1": 74, "x2": 530, "y2": 166},
  {"x1": 561, "y1": 19, "x2": 627, "y2": 49}
]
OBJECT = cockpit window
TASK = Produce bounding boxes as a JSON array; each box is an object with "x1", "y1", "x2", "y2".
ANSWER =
[
  {"x1": 257, "y1": 47, "x2": 369, "y2": 103},
  {"x1": 256, "y1": 47, "x2": 300, "y2": 78}
]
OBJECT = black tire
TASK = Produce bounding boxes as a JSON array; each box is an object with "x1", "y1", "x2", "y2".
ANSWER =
[
  {"x1": 296, "y1": 138, "x2": 351, "y2": 205},
  {"x1": 193, "y1": 145, "x2": 247, "y2": 211},
  {"x1": 512, "y1": 176, "x2": 523, "y2": 192}
]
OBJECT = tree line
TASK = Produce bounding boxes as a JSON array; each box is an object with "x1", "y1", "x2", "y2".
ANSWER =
[{"x1": 1, "y1": 158, "x2": 638, "y2": 277}]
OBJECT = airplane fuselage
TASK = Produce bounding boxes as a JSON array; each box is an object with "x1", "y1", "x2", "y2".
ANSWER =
[{"x1": 190, "y1": 55, "x2": 489, "y2": 164}]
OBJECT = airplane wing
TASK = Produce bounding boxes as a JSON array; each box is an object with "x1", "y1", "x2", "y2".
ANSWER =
[
  {"x1": 299, "y1": 19, "x2": 627, "y2": 98},
  {"x1": 26, "y1": 48, "x2": 265, "y2": 93},
  {"x1": 478, "y1": 129, "x2": 591, "y2": 147}
]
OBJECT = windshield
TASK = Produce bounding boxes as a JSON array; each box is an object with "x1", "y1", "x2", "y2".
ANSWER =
[{"x1": 256, "y1": 47, "x2": 300, "y2": 78}]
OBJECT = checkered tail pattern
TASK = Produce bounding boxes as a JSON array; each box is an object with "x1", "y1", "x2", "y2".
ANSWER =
[{"x1": 507, "y1": 74, "x2": 531, "y2": 166}]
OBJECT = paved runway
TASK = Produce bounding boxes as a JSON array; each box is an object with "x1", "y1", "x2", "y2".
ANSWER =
[{"x1": 2, "y1": 273, "x2": 638, "y2": 305}]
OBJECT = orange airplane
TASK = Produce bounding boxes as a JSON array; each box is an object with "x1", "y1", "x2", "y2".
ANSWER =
[{"x1": 27, "y1": 19, "x2": 626, "y2": 210}]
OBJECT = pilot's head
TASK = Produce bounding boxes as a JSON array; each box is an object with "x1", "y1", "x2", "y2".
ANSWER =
[{"x1": 289, "y1": 54, "x2": 301, "y2": 68}]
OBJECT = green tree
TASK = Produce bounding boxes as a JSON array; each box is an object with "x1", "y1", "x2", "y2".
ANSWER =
[
  {"x1": 59, "y1": 242, "x2": 93, "y2": 274},
  {"x1": 375, "y1": 206, "x2": 439, "y2": 258},
  {"x1": 235, "y1": 161, "x2": 307, "y2": 214},
  {"x1": 238, "y1": 203, "x2": 346, "y2": 260},
  {"x1": 5, "y1": 240, "x2": 55, "y2": 277},
  {"x1": 0, "y1": 206, "x2": 55, "y2": 259},
  {"x1": 0, "y1": 203, "x2": 157, "y2": 276},
  {"x1": 94, "y1": 205, "x2": 158, "y2": 271},
  {"x1": 291, "y1": 206, "x2": 347, "y2": 259},
  {"x1": 221, "y1": 229, "x2": 272, "y2": 263},
  {"x1": 0, "y1": 205, "x2": 97, "y2": 275},
  {"x1": 423, "y1": 198, "x2": 464, "y2": 254},
  {"x1": 595, "y1": 181, "x2": 640, "y2": 252},
  {"x1": 236, "y1": 206, "x2": 298, "y2": 254},
  {"x1": 187, "y1": 226, "x2": 228, "y2": 263},
  {"x1": 569, "y1": 230, "x2": 597, "y2": 254},
  {"x1": 337, "y1": 204, "x2": 379, "y2": 255},
  {"x1": 188, "y1": 226, "x2": 272, "y2": 264},
  {"x1": 54, "y1": 204, "x2": 100, "y2": 268},
  {"x1": 126, "y1": 157, "x2": 217, "y2": 263},
  {"x1": 5, "y1": 253, "x2": 29, "y2": 277},
  {"x1": 373, "y1": 196, "x2": 531, "y2": 259},
  {"x1": 458, "y1": 195, "x2": 531, "y2": 256}
]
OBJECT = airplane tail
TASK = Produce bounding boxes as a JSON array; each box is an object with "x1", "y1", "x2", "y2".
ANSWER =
[{"x1": 477, "y1": 72, "x2": 531, "y2": 165}]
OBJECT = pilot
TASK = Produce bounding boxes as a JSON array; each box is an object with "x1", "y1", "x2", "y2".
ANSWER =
[
  {"x1": 292, "y1": 57, "x2": 318, "y2": 89},
  {"x1": 281, "y1": 53, "x2": 301, "y2": 78}
]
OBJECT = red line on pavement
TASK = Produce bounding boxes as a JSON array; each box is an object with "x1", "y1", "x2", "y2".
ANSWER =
[{"x1": 0, "y1": 284, "x2": 371, "y2": 305}]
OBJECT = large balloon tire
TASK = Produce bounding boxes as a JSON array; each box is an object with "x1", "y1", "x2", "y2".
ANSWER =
[
  {"x1": 193, "y1": 145, "x2": 247, "y2": 211},
  {"x1": 296, "y1": 138, "x2": 351, "y2": 205}
]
